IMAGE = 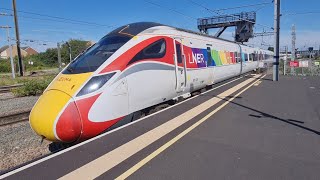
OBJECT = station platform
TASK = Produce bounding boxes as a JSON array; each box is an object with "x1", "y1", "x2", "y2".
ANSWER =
[{"x1": 1, "y1": 74, "x2": 320, "y2": 180}]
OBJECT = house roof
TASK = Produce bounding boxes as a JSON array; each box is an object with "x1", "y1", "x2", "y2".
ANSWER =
[
  {"x1": 0, "y1": 45, "x2": 9, "y2": 53},
  {"x1": 21, "y1": 46, "x2": 38, "y2": 53},
  {"x1": 0, "y1": 45, "x2": 38, "y2": 56}
]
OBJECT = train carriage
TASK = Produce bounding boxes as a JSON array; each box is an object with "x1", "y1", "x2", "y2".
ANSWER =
[{"x1": 30, "y1": 22, "x2": 273, "y2": 143}]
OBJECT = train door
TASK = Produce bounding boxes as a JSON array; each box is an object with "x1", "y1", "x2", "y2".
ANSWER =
[
  {"x1": 207, "y1": 46, "x2": 214, "y2": 84},
  {"x1": 239, "y1": 45, "x2": 243, "y2": 74},
  {"x1": 173, "y1": 38, "x2": 187, "y2": 93}
]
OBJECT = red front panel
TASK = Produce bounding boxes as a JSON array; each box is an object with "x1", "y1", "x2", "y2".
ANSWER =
[{"x1": 75, "y1": 94, "x2": 123, "y2": 141}]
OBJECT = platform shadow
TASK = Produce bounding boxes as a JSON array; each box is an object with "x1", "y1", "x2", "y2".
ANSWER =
[
  {"x1": 217, "y1": 96, "x2": 320, "y2": 135},
  {"x1": 49, "y1": 142, "x2": 73, "y2": 153},
  {"x1": 249, "y1": 114, "x2": 305, "y2": 124}
]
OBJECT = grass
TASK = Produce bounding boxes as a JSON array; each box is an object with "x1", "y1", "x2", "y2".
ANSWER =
[
  {"x1": 11, "y1": 75, "x2": 55, "y2": 96},
  {"x1": 0, "y1": 75, "x2": 53, "y2": 86},
  {"x1": 0, "y1": 75, "x2": 27, "y2": 86},
  {"x1": 0, "y1": 68, "x2": 58, "y2": 96},
  {"x1": 0, "y1": 68, "x2": 59, "y2": 86}
]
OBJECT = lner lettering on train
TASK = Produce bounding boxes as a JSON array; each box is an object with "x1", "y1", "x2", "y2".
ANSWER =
[{"x1": 190, "y1": 52, "x2": 205, "y2": 64}]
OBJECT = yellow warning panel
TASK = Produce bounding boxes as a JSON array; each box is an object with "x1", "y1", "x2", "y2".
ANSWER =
[{"x1": 47, "y1": 72, "x2": 92, "y2": 96}]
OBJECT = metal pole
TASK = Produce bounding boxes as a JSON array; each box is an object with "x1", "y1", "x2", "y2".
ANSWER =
[
  {"x1": 57, "y1": 43, "x2": 62, "y2": 72},
  {"x1": 273, "y1": 0, "x2": 280, "y2": 81},
  {"x1": 6, "y1": 27, "x2": 15, "y2": 79},
  {"x1": 291, "y1": 25, "x2": 296, "y2": 75},
  {"x1": 69, "y1": 46, "x2": 72, "y2": 62},
  {"x1": 66, "y1": 42, "x2": 72, "y2": 62},
  {"x1": 284, "y1": 46, "x2": 287, "y2": 75},
  {"x1": 12, "y1": 0, "x2": 23, "y2": 76}
]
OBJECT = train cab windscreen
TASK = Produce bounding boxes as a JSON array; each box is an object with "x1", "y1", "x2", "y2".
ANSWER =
[{"x1": 63, "y1": 34, "x2": 131, "y2": 74}]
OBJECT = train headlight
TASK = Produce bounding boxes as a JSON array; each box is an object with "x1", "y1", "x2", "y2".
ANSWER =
[{"x1": 77, "y1": 72, "x2": 115, "y2": 97}]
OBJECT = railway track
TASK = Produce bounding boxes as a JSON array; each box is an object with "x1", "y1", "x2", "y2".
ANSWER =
[
  {"x1": 0, "y1": 84, "x2": 23, "y2": 94},
  {"x1": 0, "y1": 109, "x2": 31, "y2": 126}
]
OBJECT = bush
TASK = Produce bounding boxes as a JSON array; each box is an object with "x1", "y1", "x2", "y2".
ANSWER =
[
  {"x1": 12, "y1": 76, "x2": 54, "y2": 96},
  {"x1": 0, "y1": 60, "x2": 12, "y2": 73}
]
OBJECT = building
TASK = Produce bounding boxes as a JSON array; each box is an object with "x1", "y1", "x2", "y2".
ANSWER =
[
  {"x1": 0, "y1": 45, "x2": 38, "y2": 59},
  {"x1": 21, "y1": 47, "x2": 38, "y2": 56}
]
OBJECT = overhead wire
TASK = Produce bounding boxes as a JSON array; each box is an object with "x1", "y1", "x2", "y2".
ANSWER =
[
  {"x1": 1, "y1": 1, "x2": 278, "y2": 48},
  {"x1": 0, "y1": 8, "x2": 108, "y2": 47},
  {"x1": 0, "y1": 6, "x2": 114, "y2": 49},
  {"x1": 185, "y1": 0, "x2": 273, "y2": 47},
  {"x1": 17, "y1": 18, "x2": 110, "y2": 33},
  {"x1": 0, "y1": 7, "x2": 115, "y2": 28},
  {"x1": 18, "y1": 15, "x2": 110, "y2": 27},
  {"x1": 186, "y1": 0, "x2": 274, "y2": 30},
  {"x1": 211, "y1": 2, "x2": 271, "y2": 12},
  {"x1": 282, "y1": 11, "x2": 320, "y2": 16},
  {"x1": 254, "y1": 2, "x2": 272, "y2": 12},
  {"x1": 144, "y1": 0, "x2": 197, "y2": 21}
]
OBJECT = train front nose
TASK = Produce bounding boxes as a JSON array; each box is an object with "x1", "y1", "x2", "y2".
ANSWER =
[{"x1": 30, "y1": 90, "x2": 82, "y2": 142}]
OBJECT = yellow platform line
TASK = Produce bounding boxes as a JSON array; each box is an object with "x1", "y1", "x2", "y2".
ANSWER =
[
  {"x1": 59, "y1": 74, "x2": 264, "y2": 180},
  {"x1": 116, "y1": 75, "x2": 265, "y2": 180}
]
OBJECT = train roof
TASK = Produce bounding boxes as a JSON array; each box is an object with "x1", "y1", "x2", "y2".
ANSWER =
[
  {"x1": 107, "y1": 22, "x2": 270, "y2": 52},
  {"x1": 107, "y1": 22, "x2": 163, "y2": 37},
  {"x1": 173, "y1": 27, "x2": 240, "y2": 45}
]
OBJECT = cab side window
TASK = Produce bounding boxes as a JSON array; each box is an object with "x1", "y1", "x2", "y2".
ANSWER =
[
  {"x1": 176, "y1": 44, "x2": 183, "y2": 64},
  {"x1": 128, "y1": 39, "x2": 166, "y2": 66}
]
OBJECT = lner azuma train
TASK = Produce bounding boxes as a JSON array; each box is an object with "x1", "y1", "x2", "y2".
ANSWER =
[{"x1": 30, "y1": 22, "x2": 273, "y2": 143}]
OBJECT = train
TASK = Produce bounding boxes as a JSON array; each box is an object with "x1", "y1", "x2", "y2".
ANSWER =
[{"x1": 29, "y1": 22, "x2": 273, "y2": 143}]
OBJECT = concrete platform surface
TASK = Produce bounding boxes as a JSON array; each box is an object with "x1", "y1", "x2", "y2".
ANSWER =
[
  {"x1": 1, "y1": 75, "x2": 319, "y2": 180},
  {"x1": 126, "y1": 75, "x2": 320, "y2": 180}
]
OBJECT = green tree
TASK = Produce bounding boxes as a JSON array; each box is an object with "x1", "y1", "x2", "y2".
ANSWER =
[
  {"x1": 1, "y1": 39, "x2": 92, "y2": 73},
  {"x1": 61, "y1": 39, "x2": 90, "y2": 63},
  {"x1": 40, "y1": 48, "x2": 58, "y2": 65},
  {"x1": 20, "y1": 39, "x2": 92, "y2": 68}
]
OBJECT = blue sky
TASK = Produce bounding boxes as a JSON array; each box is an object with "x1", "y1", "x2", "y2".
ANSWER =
[{"x1": 1, "y1": 0, "x2": 320, "y2": 52}]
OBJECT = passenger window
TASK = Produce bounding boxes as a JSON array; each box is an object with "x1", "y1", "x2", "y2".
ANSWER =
[
  {"x1": 234, "y1": 52, "x2": 238, "y2": 63},
  {"x1": 176, "y1": 44, "x2": 183, "y2": 64},
  {"x1": 245, "y1": 53, "x2": 249, "y2": 61},
  {"x1": 253, "y1": 53, "x2": 257, "y2": 61},
  {"x1": 128, "y1": 39, "x2": 166, "y2": 66}
]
